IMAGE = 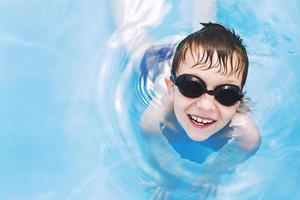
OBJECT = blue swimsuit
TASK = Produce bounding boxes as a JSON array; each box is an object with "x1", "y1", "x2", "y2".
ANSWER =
[{"x1": 160, "y1": 114, "x2": 231, "y2": 164}]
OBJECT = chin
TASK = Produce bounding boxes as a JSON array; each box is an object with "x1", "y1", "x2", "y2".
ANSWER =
[{"x1": 186, "y1": 131, "x2": 212, "y2": 142}]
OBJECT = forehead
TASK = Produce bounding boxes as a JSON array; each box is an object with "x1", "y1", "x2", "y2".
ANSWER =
[
  {"x1": 179, "y1": 47, "x2": 243, "y2": 76},
  {"x1": 178, "y1": 47, "x2": 243, "y2": 85}
]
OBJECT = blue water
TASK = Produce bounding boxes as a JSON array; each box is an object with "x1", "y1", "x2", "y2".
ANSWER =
[{"x1": 0, "y1": 1, "x2": 299, "y2": 199}]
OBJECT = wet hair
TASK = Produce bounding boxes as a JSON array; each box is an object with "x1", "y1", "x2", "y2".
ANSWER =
[{"x1": 171, "y1": 22, "x2": 249, "y2": 90}]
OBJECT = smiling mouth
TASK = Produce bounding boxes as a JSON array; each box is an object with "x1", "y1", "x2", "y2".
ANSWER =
[{"x1": 188, "y1": 114, "x2": 216, "y2": 128}]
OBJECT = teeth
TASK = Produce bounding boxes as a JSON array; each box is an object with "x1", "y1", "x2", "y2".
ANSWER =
[{"x1": 190, "y1": 115, "x2": 214, "y2": 125}]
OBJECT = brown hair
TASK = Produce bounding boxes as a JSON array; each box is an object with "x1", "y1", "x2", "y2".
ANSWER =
[{"x1": 171, "y1": 22, "x2": 249, "y2": 90}]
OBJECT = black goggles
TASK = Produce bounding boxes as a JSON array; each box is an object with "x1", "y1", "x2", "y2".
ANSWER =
[{"x1": 170, "y1": 73, "x2": 244, "y2": 106}]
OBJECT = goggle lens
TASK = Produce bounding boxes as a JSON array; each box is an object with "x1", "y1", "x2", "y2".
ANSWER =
[{"x1": 173, "y1": 74, "x2": 243, "y2": 106}]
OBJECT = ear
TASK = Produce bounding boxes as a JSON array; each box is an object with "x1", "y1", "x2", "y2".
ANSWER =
[
  {"x1": 234, "y1": 101, "x2": 241, "y2": 110},
  {"x1": 165, "y1": 77, "x2": 174, "y2": 95}
]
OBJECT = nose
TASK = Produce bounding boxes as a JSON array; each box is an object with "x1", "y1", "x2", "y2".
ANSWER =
[{"x1": 195, "y1": 93, "x2": 217, "y2": 111}]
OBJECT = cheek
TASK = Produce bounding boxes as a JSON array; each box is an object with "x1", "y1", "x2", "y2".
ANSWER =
[
  {"x1": 219, "y1": 106, "x2": 238, "y2": 122},
  {"x1": 173, "y1": 94, "x2": 185, "y2": 112},
  {"x1": 173, "y1": 91, "x2": 191, "y2": 115},
  {"x1": 174, "y1": 89, "x2": 192, "y2": 103}
]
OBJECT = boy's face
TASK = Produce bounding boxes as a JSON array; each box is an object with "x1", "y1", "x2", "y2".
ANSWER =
[{"x1": 166, "y1": 48, "x2": 243, "y2": 141}]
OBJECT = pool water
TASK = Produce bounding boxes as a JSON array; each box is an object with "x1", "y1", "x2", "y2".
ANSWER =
[{"x1": 0, "y1": 1, "x2": 299, "y2": 200}]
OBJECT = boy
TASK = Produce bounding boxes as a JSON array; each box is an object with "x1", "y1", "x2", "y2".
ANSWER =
[{"x1": 140, "y1": 23, "x2": 261, "y2": 164}]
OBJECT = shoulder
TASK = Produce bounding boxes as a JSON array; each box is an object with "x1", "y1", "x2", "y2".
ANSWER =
[
  {"x1": 229, "y1": 112, "x2": 261, "y2": 152},
  {"x1": 140, "y1": 95, "x2": 173, "y2": 135}
]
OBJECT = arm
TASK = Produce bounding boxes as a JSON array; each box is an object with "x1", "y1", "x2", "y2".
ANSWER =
[
  {"x1": 229, "y1": 112, "x2": 261, "y2": 153},
  {"x1": 140, "y1": 95, "x2": 172, "y2": 134},
  {"x1": 197, "y1": 112, "x2": 261, "y2": 185}
]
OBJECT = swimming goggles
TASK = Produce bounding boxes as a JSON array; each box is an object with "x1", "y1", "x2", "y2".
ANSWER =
[{"x1": 170, "y1": 72, "x2": 244, "y2": 106}]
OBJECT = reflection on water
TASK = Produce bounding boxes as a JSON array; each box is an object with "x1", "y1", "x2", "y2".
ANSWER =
[
  {"x1": 1, "y1": 1, "x2": 300, "y2": 200},
  {"x1": 94, "y1": 1, "x2": 300, "y2": 199}
]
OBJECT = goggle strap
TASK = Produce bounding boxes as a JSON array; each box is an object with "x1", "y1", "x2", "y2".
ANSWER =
[
  {"x1": 239, "y1": 91, "x2": 246, "y2": 99},
  {"x1": 170, "y1": 70, "x2": 176, "y2": 82}
]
